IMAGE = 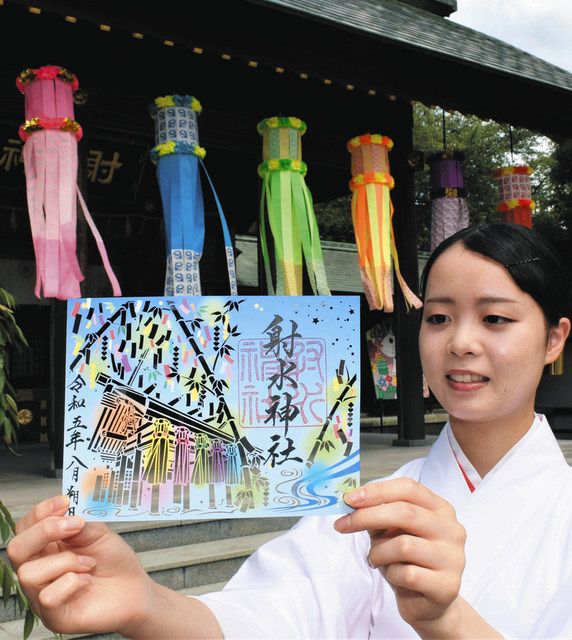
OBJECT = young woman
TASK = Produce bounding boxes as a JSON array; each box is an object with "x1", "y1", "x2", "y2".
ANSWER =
[{"x1": 7, "y1": 223, "x2": 572, "y2": 639}]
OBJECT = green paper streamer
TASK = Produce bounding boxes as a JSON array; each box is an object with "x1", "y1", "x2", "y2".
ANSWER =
[{"x1": 257, "y1": 117, "x2": 330, "y2": 296}]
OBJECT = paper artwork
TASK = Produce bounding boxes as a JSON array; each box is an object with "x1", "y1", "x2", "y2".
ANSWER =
[
  {"x1": 365, "y1": 324, "x2": 397, "y2": 401},
  {"x1": 63, "y1": 296, "x2": 360, "y2": 520}
]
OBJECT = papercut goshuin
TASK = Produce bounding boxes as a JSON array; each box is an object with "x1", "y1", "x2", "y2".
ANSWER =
[
  {"x1": 63, "y1": 296, "x2": 360, "y2": 520},
  {"x1": 17, "y1": 65, "x2": 121, "y2": 300}
]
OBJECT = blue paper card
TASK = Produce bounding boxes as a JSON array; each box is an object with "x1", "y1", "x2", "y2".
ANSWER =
[{"x1": 63, "y1": 296, "x2": 360, "y2": 520}]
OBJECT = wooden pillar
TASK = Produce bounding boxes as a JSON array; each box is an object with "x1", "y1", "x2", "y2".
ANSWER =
[
  {"x1": 390, "y1": 101, "x2": 426, "y2": 446},
  {"x1": 48, "y1": 299, "x2": 66, "y2": 476},
  {"x1": 256, "y1": 178, "x2": 268, "y2": 295}
]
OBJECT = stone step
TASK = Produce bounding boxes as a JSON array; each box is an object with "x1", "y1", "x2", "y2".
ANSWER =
[
  {"x1": 361, "y1": 412, "x2": 448, "y2": 436},
  {"x1": 0, "y1": 513, "x2": 299, "y2": 553},
  {"x1": 361, "y1": 411, "x2": 449, "y2": 428},
  {"x1": 114, "y1": 515, "x2": 298, "y2": 553},
  {"x1": 0, "y1": 529, "x2": 286, "y2": 625},
  {"x1": 0, "y1": 582, "x2": 227, "y2": 640},
  {"x1": 139, "y1": 529, "x2": 284, "y2": 591}
]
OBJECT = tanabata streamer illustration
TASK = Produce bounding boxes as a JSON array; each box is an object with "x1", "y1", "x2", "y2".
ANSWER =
[
  {"x1": 257, "y1": 116, "x2": 330, "y2": 296},
  {"x1": 494, "y1": 165, "x2": 534, "y2": 228},
  {"x1": 365, "y1": 324, "x2": 397, "y2": 401},
  {"x1": 149, "y1": 95, "x2": 237, "y2": 297},
  {"x1": 62, "y1": 295, "x2": 360, "y2": 520},
  {"x1": 365, "y1": 323, "x2": 429, "y2": 401},
  {"x1": 17, "y1": 65, "x2": 121, "y2": 300},
  {"x1": 347, "y1": 134, "x2": 422, "y2": 312},
  {"x1": 428, "y1": 151, "x2": 470, "y2": 251}
]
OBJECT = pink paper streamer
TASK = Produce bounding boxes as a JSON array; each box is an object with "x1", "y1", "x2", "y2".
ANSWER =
[
  {"x1": 23, "y1": 130, "x2": 83, "y2": 299},
  {"x1": 25, "y1": 78, "x2": 73, "y2": 121},
  {"x1": 76, "y1": 187, "x2": 122, "y2": 297},
  {"x1": 22, "y1": 130, "x2": 122, "y2": 299}
]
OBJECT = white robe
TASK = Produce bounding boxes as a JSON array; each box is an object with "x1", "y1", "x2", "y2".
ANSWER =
[{"x1": 197, "y1": 415, "x2": 572, "y2": 639}]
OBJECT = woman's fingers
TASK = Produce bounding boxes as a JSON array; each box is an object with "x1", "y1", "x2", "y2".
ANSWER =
[
  {"x1": 335, "y1": 501, "x2": 446, "y2": 538},
  {"x1": 385, "y1": 563, "x2": 461, "y2": 607},
  {"x1": 339, "y1": 479, "x2": 468, "y2": 628},
  {"x1": 38, "y1": 571, "x2": 92, "y2": 611},
  {"x1": 16, "y1": 496, "x2": 70, "y2": 535},
  {"x1": 369, "y1": 534, "x2": 438, "y2": 570},
  {"x1": 18, "y1": 551, "x2": 96, "y2": 593},
  {"x1": 369, "y1": 533, "x2": 465, "y2": 573},
  {"x1": 344, "y1": 477, "x2": 455, "y2": 516},
  {"x1": 7, "y1": 515, "x2": 85, "y2": 569}
]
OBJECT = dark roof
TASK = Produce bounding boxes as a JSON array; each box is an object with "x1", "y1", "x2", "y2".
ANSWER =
[
  {"x1": 3, "y1": 0, "x2": 572, "y2": 136},
  {"x1": 257, "y1": 0, "x2": 572, "y2": 94},
  {"x1": 399, "y1": 0, "x2": 457, "y2": 17}
]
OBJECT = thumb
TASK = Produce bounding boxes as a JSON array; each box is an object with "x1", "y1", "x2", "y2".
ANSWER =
[{"x1": 61, "y1": 521, "x2": 114, "y2": 549}]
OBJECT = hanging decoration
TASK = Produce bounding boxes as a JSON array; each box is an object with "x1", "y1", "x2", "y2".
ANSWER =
[
  {"x1": 493, "y1": 165, "x2": 534, "y2": 228},
  {"x1": 17, "y1": 65, "x2": 121, "y2": 300},
  {"x1": 365, "y1": 323, "x2": 397, "y2": 400},
  {"x1": 347, "y1": 133, "x2": 422, "y2": 312},
  {"x1": 428, "y1": 151, "x2": 470, "y2": 251},
  {"x1": 149, "y1": 95, "x2": 237, "y2": 296},
  {"x1": 257, "y1": 116, "x2": 330, "y2": 296}
]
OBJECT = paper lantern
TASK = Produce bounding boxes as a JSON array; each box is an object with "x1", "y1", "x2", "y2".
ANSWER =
[
  {"x1": 150, "y1": 95, "x2": 237, "y2": 296},
  {"x1": 494, "y1": 165, "x2": 534, "y2": 228},
  {"x1": 257, "y1": 116, "x2": 330, "y2": 296},
  {"x1": 17, "y1": 65, "x2": 121, "y2": 299},
  {"x1": 428, "y1": 151, "x2": 470, "y2": 251},
  {"x1": 347, "y1": 133, "x2": 421, "y2": 312}
]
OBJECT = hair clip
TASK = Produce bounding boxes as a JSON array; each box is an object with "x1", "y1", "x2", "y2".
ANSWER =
[{"x1": 504, "y1": 256, "x2": 541, "y2": 268}]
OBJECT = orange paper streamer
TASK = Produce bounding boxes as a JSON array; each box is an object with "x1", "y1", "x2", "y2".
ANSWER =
[{"x1": 347, "y1": 134, "x2": 422, "y2": 312}]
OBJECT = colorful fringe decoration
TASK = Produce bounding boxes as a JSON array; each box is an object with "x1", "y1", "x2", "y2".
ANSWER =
[
  {"x1": 347, "y1": 134, "x2": 422, "y2": 312},
  {"x1": 224, "y1": 442, "x2": 242, "y2": 485},
  {"x1": 494, "y1": 166, "x2": 534, "y2": 228},
  {"x1": 17, "y1": 65, "x2": 121, "y2": 300},
  {"x1": 257, "y1": 116, "x2": 330, "y2": 296},
  {"x1": 210, "y1": 439, "x2": 226, "y2": 484},
  {"x1": 192, "y1": 433, "x2": 210, "y2": 485},
  {"x1": 141, "y1": 418, "x2": 173, "y2": 485},
  {"x1": 150, "y1": 95, "x2": 237, "y2": 296},
  {"x1": 172, "y1": 426, "x2": 195, "y2": 485},
  {"x1": 428, "y1": 151, "x2": 470, "y2": 251}
]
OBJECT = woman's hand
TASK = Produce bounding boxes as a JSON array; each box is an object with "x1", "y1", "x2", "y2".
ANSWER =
[
  {"x1": 335, "y1": 478, "x2": 469, "y2": 636},
  {"x1": 7, "y1": 495, "x2": 154, "y2": 637}
]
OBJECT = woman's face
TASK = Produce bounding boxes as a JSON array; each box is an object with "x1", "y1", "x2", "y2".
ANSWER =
[{"x1": 419, "y1": 243, "x2": 563, "y2": 428}]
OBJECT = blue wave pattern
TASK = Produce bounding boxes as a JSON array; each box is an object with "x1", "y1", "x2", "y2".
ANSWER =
[{"x1": 272, "y1": 449, "x2": 360, "y2": 513}]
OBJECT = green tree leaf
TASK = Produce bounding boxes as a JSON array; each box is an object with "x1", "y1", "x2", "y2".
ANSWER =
[
  {"x1": 2, "y1": 562, "x2": 13, "y2": 603},
  {"x1": 23, "y1": 608, "x2": 36, "y2": 640},
  {"x1": 0, "y1": 500, "x2": 16, "y2": 534}
]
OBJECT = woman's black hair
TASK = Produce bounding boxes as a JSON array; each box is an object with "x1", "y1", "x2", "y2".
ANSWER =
[{"x1": 420, "y1": 222, "x2": 572, "y2": 327}]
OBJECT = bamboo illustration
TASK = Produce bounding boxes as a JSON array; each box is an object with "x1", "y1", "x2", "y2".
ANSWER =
[{"x1": 307, "y1": 373, "x2": 357, "y2": 466}]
